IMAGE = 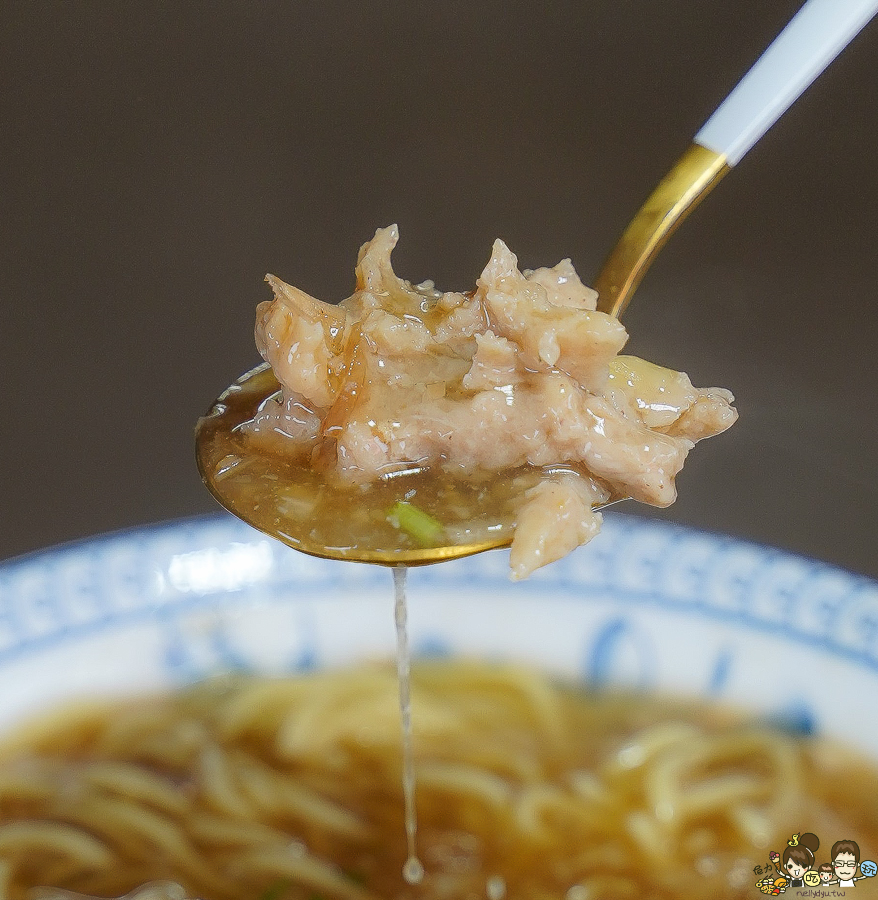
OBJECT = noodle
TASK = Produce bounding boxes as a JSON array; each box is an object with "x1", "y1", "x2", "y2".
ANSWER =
[
  {"x1": 0, "y1": 661, "x2": 875, "y2": 900},
  {"x1": 0, "y1": 823, "x2": 113, "y2": 870},
  {"x1": 81, "y1": 763, "x2": 191, "y2": 816}
]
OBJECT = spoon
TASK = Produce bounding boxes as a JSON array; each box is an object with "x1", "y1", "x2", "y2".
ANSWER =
[
  {"x1": 594, "y1": 0, "x2": 878, "y2": 318},
  {"x1": 196, "y1": 0, "x2": 877, "y2": 567}
]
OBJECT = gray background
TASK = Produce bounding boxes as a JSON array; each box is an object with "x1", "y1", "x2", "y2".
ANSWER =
[{"x1": 2, "y1": 1, "x2": 876, "y2": 577}]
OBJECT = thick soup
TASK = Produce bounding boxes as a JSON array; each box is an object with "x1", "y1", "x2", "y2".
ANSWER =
[
  {"x1": 0, "y1": 661, "x2": 875, "y2": 900},
  {"x1": 197, "y1": 227, "x2": 736, "y2": 578}
]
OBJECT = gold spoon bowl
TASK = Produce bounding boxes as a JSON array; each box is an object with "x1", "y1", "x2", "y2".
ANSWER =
[
  {"x1": 196, "y1": 363, "x2": 526, "y2": 565},
  {"x1": 196, "y1": 363, "x2": 570, "y2": 566}
]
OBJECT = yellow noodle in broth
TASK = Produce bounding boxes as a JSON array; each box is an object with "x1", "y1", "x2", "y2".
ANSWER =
[{"x1": 0, "y1": 660, "x2": 876, "y2": 900}]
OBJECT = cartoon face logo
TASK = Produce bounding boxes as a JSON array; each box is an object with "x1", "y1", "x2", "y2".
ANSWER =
[
  {"x1": 785, "y1": 860, "x2": 805, "y2": 879},
  {"x1": 833, "y1": 852, "x2": 858, "y2": 881}
]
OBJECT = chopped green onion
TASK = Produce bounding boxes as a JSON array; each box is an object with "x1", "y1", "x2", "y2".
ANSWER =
[{"x1": 387, "y1": 500, "x2": 444, "y2": 547}]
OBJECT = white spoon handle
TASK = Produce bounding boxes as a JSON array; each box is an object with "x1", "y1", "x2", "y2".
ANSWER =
[
  {"x1": 595, "y1": 0, "x2": 878, "y2": 316},
  {"x1": 696, "y1": 0, "x2": 878, "y2": 165}
]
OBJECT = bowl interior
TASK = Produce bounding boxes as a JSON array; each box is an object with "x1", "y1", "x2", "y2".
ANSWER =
[{"x1": 1, "y1": 512, "x2": 876, "y2": 756}]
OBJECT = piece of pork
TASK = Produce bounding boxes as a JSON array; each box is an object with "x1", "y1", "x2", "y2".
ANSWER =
[
  {"x1": 509, "y1": 473, "x2": 606, "y2": 581},
  {"x1": 254, "y1": 275, "x2": 347, "y2": 410},
  {"x1": 523, "y1": 258, "x2": 599, "y2": 310},
  {"x1": 246, "y1": 225, "x2": 737, "y2": 578},
  {"x1": 244, "y1": 391, "x2": 324, "y2": 457},
  {"x1": 477, "y1": 240, "x2": 628, "y2": 392}
]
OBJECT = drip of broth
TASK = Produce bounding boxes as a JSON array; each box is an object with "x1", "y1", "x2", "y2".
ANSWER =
[{"x1": 392, "y1": 566, "x2": 423, "y2": 885}]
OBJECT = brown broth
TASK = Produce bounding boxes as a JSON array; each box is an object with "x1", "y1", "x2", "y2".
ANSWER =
[
  {"x1": 1, "y1": 663, "x2": 877, "y2": 900},
  {"x1": 196, "y1": 364, "x2": 557, "y2": 564}
]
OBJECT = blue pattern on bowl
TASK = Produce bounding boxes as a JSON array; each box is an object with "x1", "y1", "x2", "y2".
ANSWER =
[{"x1": 1, "y1": 512, "x2": 876, "y2": 753}]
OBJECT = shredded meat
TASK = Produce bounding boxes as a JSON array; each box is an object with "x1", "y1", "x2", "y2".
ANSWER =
[{"x1": 246, "y1": 226, "x2": 737, "y2": 578}]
